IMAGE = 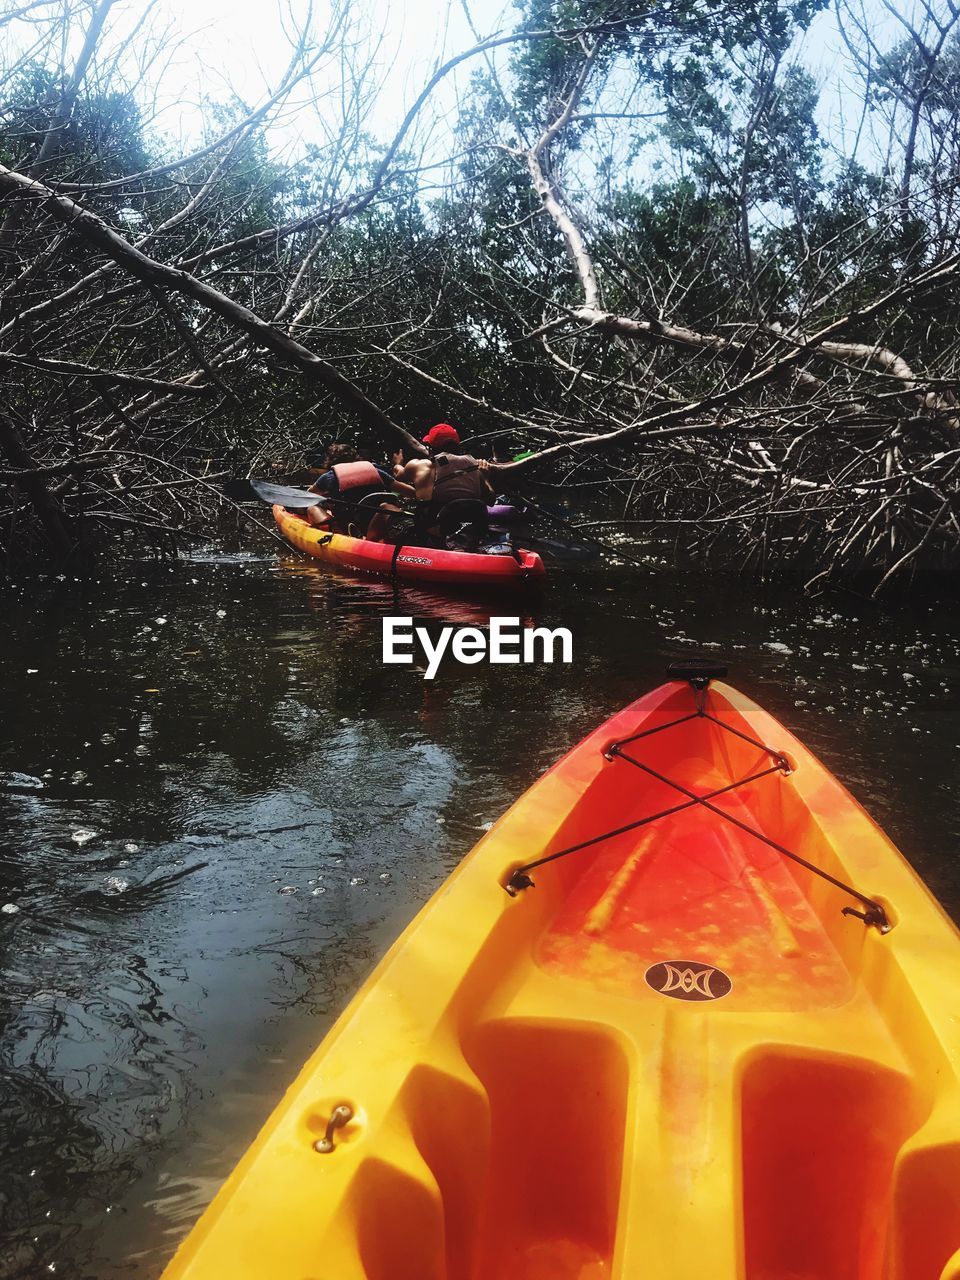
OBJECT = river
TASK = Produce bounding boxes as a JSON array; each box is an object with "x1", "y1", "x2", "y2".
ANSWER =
[{"x1": 1, "y1": 545, "x2": 958, "y2": 1279}]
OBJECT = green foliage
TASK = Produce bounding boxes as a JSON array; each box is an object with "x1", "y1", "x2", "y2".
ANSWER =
[
  {"x1": 0, "y1": 61, "x2": 149, "y2": 179},
  {"x1": 605, "y1": 177, "x2": 743, "y2": 319},
  {"x1": 874, "y1": 30, "x2": 960, "y2": 113},
  {"x1": 510, "y1": 0, "x2": 827, "y2": 119}
]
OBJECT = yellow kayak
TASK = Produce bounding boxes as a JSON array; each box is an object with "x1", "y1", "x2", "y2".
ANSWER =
[{"x1": 162, "y1": 665, "x2": 960, "y2": 1280}]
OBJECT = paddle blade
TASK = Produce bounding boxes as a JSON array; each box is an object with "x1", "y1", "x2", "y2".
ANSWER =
[
  {"x1": 516, "y1": 535, "x2": 600, "y2": 562},
  {"x1": 244, "y1": 478, "x2": 323, "y2": 506}
]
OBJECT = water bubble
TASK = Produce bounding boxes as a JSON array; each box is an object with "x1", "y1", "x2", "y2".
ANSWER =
[
  {"x1": 216, "y1": 609, "x2": 227, "y2": 619},
  {"x1": 71, "y1": 828, "x2": 97, "y2": 846},
  {"x1": 155, "y1": 617, "x2": 167, "y2": 625},
  {"x1": 134, "y1": 744, "x2": 150, "y2": 757},
  {"x1": 103, "y1": 876, "x2": 129, "y2": 896},
  {"x1": 311, "y1": 886, "x2": 326, "y2": 896},
  {"x1": 378, "y1": 872, "x2": 391, "y2": 883},
  {"x1": 26, "y1": 668, "x2": 38, "y2": 675},
  {"x1": 435, "y1": 817, "x2": 445, "y2": 825},
  {"x1": 100, "y1": 733, "x2": 115, "y2": 744},
  {"x1": 124, "y1": 843, "x2": 139, "y2": 854},
  {"x1": 278, "y1": 885, "x2": 298, "y2": 896},
  {"x1": 2, "y1": 902, "x2": 20, "y2": 915},
  {"x1": 70, "y1": 770, "x2": 87, "y2": 785},
  {"x1": 350, "y1": 876, "x2": 366, "y2": 886}
]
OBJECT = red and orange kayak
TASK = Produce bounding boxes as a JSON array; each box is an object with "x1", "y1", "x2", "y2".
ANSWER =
[
  {"x1": 272, "y1": 505, "x2": 545, "y2": 587},
  {"x1": 163, "y1": 667, "x2": 960, "y2": 1280}
]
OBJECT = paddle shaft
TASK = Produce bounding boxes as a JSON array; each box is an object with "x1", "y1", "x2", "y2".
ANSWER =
[{"x1": 496, "y1": 486, "x2": 649, "y2": 570}]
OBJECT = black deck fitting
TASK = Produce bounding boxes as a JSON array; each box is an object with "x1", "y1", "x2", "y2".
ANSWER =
[
  {"x1": 504, "y1": 869, "x2": 535, "y2": 897},
  {"x1": 667, "y1": 658, "x2": 729, "y2": 688}
]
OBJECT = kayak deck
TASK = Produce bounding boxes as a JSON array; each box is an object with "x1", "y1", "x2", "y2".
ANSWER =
[
  {"x1": 272, "y1": 504, "x2": 545, "y2": 586},
  {"x1": 163, "y1": 680, "x2": 960, "y2": 1280},
  {"x1": 540, "y1": 772, "x2": 856, "y2": 1011}
]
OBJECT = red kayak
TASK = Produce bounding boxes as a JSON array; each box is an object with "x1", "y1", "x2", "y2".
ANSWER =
[{"x1": 272, "y1": 506, "x2": 545, "y2": 587}]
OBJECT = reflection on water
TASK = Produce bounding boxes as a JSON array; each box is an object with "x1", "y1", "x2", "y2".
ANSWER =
[{"x1": 0, "y1": 550, "x2": 958, "y2": 1278}]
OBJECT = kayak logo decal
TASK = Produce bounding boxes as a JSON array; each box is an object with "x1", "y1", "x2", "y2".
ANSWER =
[
  {"x1": 644, "y1": 960, "x2": 732, "y2": 1002},
  {"x1": 396, "y1": 555, "x2": 432, "y2": 566}
]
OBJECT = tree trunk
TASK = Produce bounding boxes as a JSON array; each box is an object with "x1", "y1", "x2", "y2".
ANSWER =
[{"x1": 0, "y1": 414, "x2": 76, "y2": 564}]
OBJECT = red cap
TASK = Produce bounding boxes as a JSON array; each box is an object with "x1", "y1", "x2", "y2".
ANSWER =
[{"x1": 423, "y1": 423, "x2": 460, "y2": 447}]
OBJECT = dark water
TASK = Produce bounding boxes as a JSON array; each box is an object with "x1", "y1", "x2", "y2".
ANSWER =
[{"x1": 1, "y1": 546, "x2": 958, "y2": 1279}]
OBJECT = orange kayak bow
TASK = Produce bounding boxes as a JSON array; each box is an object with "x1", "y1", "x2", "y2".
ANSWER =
[{"x1": 162, "y1": 665, "x2": 960, "y2": 1280}]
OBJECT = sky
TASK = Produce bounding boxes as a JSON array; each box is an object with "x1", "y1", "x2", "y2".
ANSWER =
[
  {"x1": 121, "y1": 0, "x2": 512, "y2": 155},
  {"x1": 130, "y1": 0, "x2": 913, "y2": 172},
  {"x1": 2, "y1": 0, "x2": 926, "y2": 178}
]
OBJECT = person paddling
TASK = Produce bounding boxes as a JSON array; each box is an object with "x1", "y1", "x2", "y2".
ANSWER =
[
  {"x1": 399, "y1": 423, "x2": 495, "y2": 547},
  {"x1": 304, "y1": 443, "x2": 407, "y2": 534}
]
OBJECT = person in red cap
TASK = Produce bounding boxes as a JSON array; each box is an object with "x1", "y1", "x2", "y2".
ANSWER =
[
  {"x1": 422, "y1": 422, "x2": 460, "y2": 449},
  {"x1": 368, "y1": 422, "x2": 495, "y2": 547}
]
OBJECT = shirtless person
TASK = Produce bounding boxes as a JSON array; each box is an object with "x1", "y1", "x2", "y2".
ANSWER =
[
  {"x1": 403, "y1": 423, "x2": 494, "y2": 545},
  {"x1": 366, "y1": 423, "x2": 495, "y2": 546}
]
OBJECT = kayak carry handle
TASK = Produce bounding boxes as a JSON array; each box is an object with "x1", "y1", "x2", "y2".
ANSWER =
[
  {"x1": 313, "y1": 1103, "x2": 354, "y2": 1154},
  {"x1": 667, "y1": 658, "x2": 729, "y2": 690}
]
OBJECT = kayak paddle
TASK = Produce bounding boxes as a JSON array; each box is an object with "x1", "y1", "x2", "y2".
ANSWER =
[{"x1": 224, "y1": 478, "x2": 325, "y2": 509}]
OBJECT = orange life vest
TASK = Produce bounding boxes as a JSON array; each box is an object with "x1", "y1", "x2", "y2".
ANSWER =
[{"x1": 332, "y1": 461, "x2": 383, "y2": 491}]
